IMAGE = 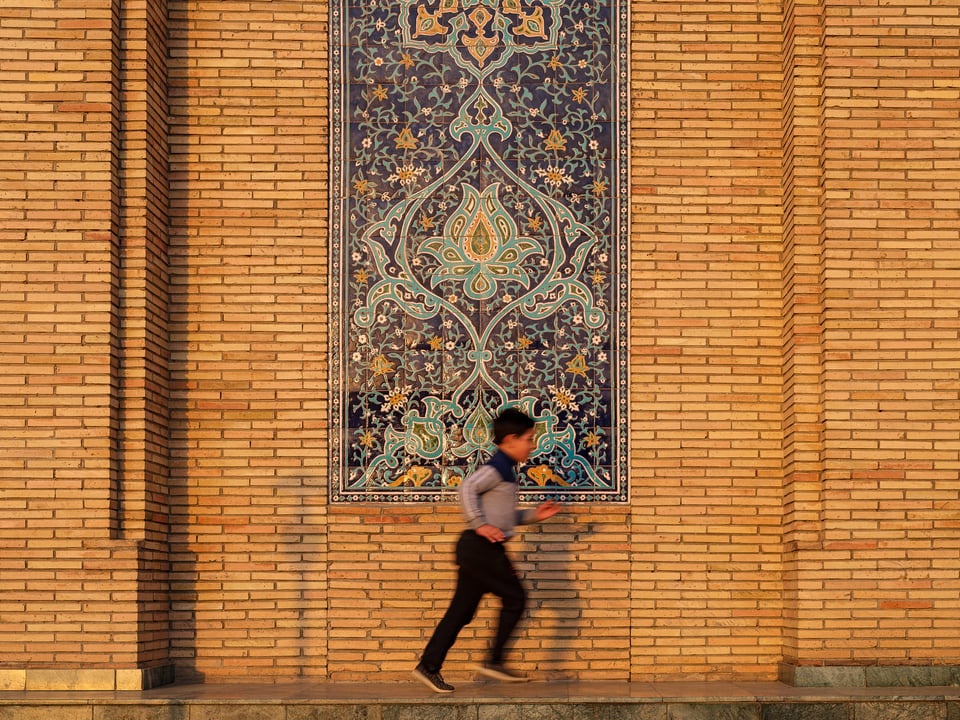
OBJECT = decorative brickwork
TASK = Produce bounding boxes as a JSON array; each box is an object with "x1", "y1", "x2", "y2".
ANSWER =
[{"x1": 1, "y1": 0, "x2": 959, "y2": 688}]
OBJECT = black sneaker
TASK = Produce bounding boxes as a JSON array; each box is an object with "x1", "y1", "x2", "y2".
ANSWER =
[
  {"x1": 412, "y1": 664, "x2": 455, "y2": 693},
  {"x1": 473, "y1": 661, "x2": 529, "y2": 683}
]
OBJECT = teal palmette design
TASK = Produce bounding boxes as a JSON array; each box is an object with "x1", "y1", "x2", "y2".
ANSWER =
[
  {"x1": 331, "y1": 0, "x2": 628, "y2": 502},
  {"x1": 421, "y1": 182, "x2": 541, "y2": 302}
]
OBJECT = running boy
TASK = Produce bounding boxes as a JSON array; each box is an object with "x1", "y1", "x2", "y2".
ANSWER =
[{"x1": 413, "y1": 407, "x2": 561, "y2": 693}]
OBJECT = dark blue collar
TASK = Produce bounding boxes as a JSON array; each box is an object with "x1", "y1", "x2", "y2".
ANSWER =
[{"x1": 486, "y1": 449, "x2": 518, "y2": 484}]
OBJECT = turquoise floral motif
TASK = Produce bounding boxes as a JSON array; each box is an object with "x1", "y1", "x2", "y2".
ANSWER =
[
  {"x1": 330, "y1": 0, "x2": 628, "y2": 503},
  {"x1": 421, "y1": 182, "x2": 542, "y2": 301}
]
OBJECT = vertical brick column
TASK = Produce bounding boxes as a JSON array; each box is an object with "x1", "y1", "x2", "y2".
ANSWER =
[
  {"x1": 117, "y1": 0, "x2": 172, "y2": 674},
  {"x1": 0, "y1": 0, "x2": 172, "y2": 689},
  {"x1": 783, "y1": 0, "x2": 960, "y2": 681},
  {"x1": 780, "y1": 0, "x2": 828, "y2": 673},
  {"x1": 815, "y1": 0, "x2": 960, "y2": 670},
  {"x1": 0, "y1": 0, "x2": 125, "y2": 667}
]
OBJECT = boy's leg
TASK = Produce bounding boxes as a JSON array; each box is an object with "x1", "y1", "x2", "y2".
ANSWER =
[
  {"x1": 482, "y1": 547, "x2": 526, "y2": 665},
  {"x1": 419, "y1": 536, "x2": 485, "y2": 672}
]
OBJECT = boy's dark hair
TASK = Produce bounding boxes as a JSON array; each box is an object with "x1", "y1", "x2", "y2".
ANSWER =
[{"x1": 492, "y1": 407, "x2": 535, "y2": 445}]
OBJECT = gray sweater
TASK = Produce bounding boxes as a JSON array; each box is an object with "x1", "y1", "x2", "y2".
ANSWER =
[{"x1": 460, "y1": 451, "x2": 536, "y2": 539}]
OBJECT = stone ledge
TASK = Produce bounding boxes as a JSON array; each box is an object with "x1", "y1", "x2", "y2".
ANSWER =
[
  {"x1": 0, "y1": 670, "x2": 26, "y2": 691},
  {"x1": 780, "y1": 664, "x2": 960, "y2": 688},
  {"x1": 0, "y1": 666, "x2": 174, "y2": 692},
  {"x1": 0, "y1": 700, "x2": 957, "y2": 720}
]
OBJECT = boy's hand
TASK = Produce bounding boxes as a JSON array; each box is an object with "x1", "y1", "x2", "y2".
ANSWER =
[
  {"x1": 476, "y1": 524, "x2": 506, "y2": 543},
  {"x1": 533, "y1": 500, "x2": 561, "y2": 522}
]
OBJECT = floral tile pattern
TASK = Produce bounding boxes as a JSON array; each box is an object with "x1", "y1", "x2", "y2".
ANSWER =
[{"x1": 330, "y1": 0, "x2": 628, "y2": 503}]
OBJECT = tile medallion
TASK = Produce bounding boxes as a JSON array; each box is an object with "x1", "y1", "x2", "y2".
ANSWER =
[{"x1": 330, "y1": 0, "x2": 628, "y2": 503}]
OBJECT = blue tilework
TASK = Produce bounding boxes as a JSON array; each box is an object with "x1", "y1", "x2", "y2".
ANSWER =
[{"x1": 330, "y1": 0, "x2": 629, "y2": 503}]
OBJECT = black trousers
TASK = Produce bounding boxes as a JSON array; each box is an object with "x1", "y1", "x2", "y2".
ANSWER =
[{"x1": 420, "y1": 530, "x2": 527, "y2": 672}]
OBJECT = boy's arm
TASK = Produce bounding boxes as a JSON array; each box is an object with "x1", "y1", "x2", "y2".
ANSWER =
[{"x1": 517, "y1": 500, "x2": 562, "y2": 526}]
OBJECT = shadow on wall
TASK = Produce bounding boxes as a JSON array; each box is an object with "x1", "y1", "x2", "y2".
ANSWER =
[
  {"x1": 167, "y1": 543, "x2": 204, "y2": 684},
  {"x1": 517, "y1": 520, "x2": 597, "y2": 681},
  {"x1": 164, "y1": 0, "x2": 325, "y2": 681},
  {"x1": 166, "y1": 463, "x2": 323, "y2": 683}
]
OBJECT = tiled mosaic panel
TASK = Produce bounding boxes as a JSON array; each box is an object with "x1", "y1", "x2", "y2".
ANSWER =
[{"x1": 330, "y1": 0, "x2": 628, "y2": 503}]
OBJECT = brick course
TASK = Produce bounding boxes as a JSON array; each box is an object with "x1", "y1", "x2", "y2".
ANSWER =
[{"x1": 1, "y1": 0, "x2": 959, "y2": 686}]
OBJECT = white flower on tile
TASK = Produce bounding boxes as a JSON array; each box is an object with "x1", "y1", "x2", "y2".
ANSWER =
[
  {"x1": 381, "y1": 384, "x2": 412, "y2": 413},
  {"x1": 548, "y1": 384, "x2": 579, "y2": 412}
]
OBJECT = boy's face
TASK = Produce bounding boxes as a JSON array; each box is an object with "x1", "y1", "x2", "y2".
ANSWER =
[{"x1": 500, "y1": 428, "x2": 537, "y2": 463}]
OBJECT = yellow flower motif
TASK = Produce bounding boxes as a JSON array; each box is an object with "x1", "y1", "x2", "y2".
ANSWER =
[
  {"x1": 528, "y1": 465, "x2": 570, "y2": 487},
  {"x1": 394, "y1": 127, "x2": 419, "y2": 149},
  {"x1": 543, "y1": 129, "x2": 566, "y2": 151},
  {"x1": 421, "y1": 215, "x2": 436, "y2": 230},
  {"x1": 584, "y1": 430, "x2": 602, "y2": 448},
  {"x1": 565, "y1": 353, "x2": 589, "y2": 378},
  {"x1": 428, "y1": 336, "x2": 444, "y2": 351},
  {"x1": 526, "y1": 215, "x2": 542, "y2": 231},
  {"x1": 401, "y1": 53, "x2": 415, "y2": 69},
  {"x1": 572, "y1": 87, "x2": 586, "y2": 103},
  {"x1": 548, "y1": 56, "x2": 562, "y2": 71},
  {"x1": 358, "y1": 430, "x2": 375, "y2": 448},
  {"x1": 518, "y1": 336, "x2": 533, "y2": 350},
  {"x1": 354, "y1": 269, "x2": 369, "y2": 284},
  {"x1": 591, "y1": 269, "x2": 605, "y2": 286},
  {"x1": 353, "y1": 177, "x2": 372, "y2": 195},
  {"x1": 372, "y1": 85, "x2": 388, "y2": 101},
  {"x1": 370, "y1": 354, "x2": 394, "y2": 377},
  {"x1": 386, "y1": 466, "x2": 431, "y2": 487},
  {"x1": 591, "y1": 179, "x2": 607, "y2": 197}
]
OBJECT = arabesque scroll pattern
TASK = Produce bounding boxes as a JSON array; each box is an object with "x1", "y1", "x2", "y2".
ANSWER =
[{"x1": 330, "y1": 0, "x2": 628, "y2": 502}]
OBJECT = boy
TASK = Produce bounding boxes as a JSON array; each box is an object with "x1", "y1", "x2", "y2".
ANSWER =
[{"x1": 412, "y1": 407, "x2": 561, "y2": 693}]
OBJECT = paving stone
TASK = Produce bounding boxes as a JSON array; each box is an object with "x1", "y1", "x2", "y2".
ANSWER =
[
  {"x1": 667, "y1": 703, "x2": 762, "y2": 720},
  {"x1": 95, "y1": 706, "x2": 188, "y2": 720},
  {"x1": 792, "y1": 668, "x2": 866, "y2": 688},
  {"x1": 762, "y1": 704, "x2": 851, "y2": 720},
  {"x1": 865, "y1": 667, "x2": 956, "y2": 687},
  {"x1": 0, "y1": 708, "x2": 92, "y2": 720},
  {"x1": 25, "y1": 670, "x2": 117, "y2": 691},
  {"x1": 592, "y1": 704, "x2": 668, "y2": 720},
  {"x1": 0, "y1": 670, "x2": 26, "y2": 691},
  {"x1": 477, "y1": 705, "x2": 522, "y2": 720},
  {"x1": 285, "y1": 705, "x2": 370, "y2": 720},
  {"x1": 853, "y1": 702, "x2": 946, "y2": 720},
  {"x1": 188, "y1": 704, "x2": 285, "y2": 720},
  {"x1": 0, "y1": 705, "x2": 93, "y2": 720},
  {"x1": 521, "y1": 703, "x2": 593, "y2": 720},
  {"x1": 382, "y1": 704, "x2": 478, "y2": 720}
]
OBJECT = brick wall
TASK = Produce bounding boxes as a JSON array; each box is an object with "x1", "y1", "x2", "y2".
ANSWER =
[
  {"x1": 0, "y1": 0, "x2": 142, "y2": 675},
  {"x1": 2, "y1": 0, "x2": 960, "y2": 687},
  {"x1": 165, "y1": 0, "x2": 331, "y2": 680},
  {"x1": 805, "y1": 0, "x2": 960, "y2": 665},
  {"x1": 630, "y1": 0, "x2": 786, "y2": 679}
]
